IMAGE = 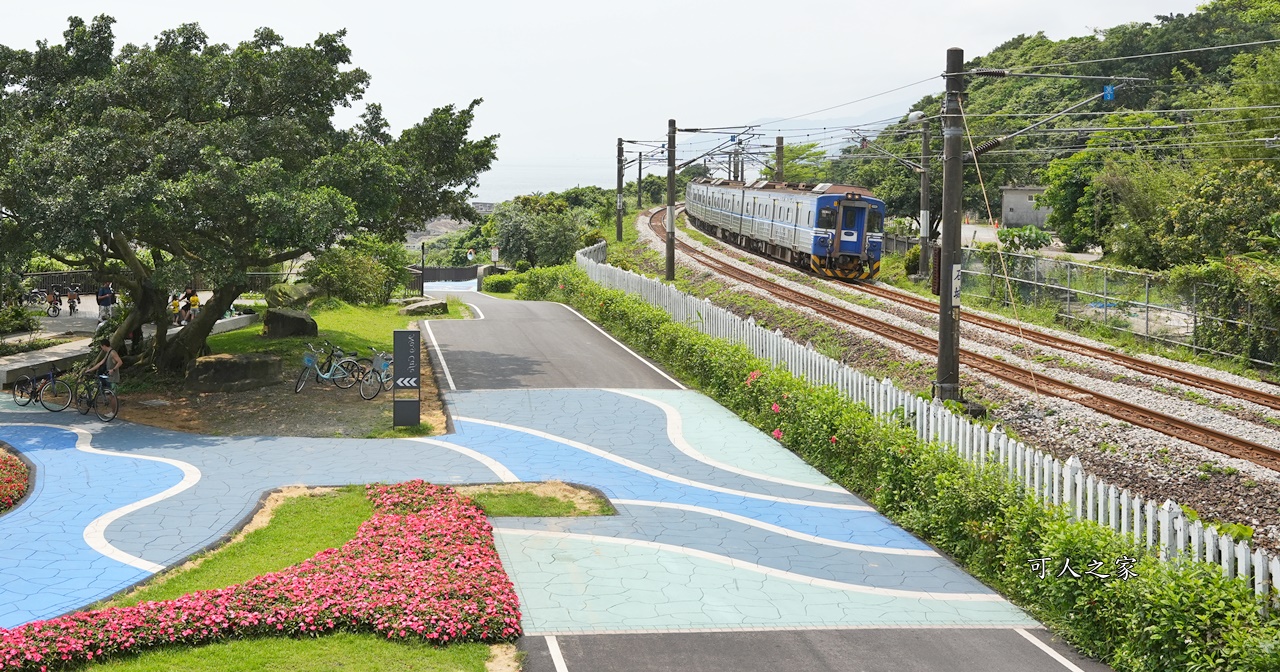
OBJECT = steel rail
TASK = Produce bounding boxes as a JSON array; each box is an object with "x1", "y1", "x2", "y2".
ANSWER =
[{"x1": 648, "y1": 208, "x2": 1280, "y2": 470}]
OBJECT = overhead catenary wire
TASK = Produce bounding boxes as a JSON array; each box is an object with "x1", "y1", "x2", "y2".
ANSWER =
[{"x1": 1014, "y1": 37, "x2": 1280, "y2": 72}]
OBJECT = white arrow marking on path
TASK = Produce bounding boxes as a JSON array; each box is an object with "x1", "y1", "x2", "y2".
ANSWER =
[{"x1": 395, "y1": 377, "x2": 419, "y2": 387}]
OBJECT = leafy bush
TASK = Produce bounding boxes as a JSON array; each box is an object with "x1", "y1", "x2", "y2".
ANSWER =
[
  {"x1": 904, "y1": 245, "x2": 921, "y2": 275},
  {"x1": 997, "y1": 225, "x2": 1052, "y2": 253},
  {"x1": 514, "y1": 260, "x2": 531, "y2": 273},
  {"x1": 517, "y1": 264, "x2": 1280, "y2": 670},
  {"x1": 483, "y1": 275, "x2": 515, "y2": 293},
  {"x1": 303, "y1": 247, "x2": 388, "y2": 305},
  {"x1": 0, "y1": 305, "x2": 38, "y2": 336}
]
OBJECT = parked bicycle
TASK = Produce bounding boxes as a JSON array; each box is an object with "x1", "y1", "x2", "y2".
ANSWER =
[
  {"x1": 294, "y1": 341, "x2": 363, "y2": 393},
  {"x1": 11, "y1": 365, "x2": 73, "y2": 411},
  {"x1": 73, "y1": 374, "x2": 119, "y2": 422},
  {"x1": 359, "y1": 349, "x2": 396, "y2": 400},
  {"x1": 45, "y1": 290, "x2": 61, "y2": 317},
  {"x1": 66, "y1": 285, "x2": 80, "y2": 316}
]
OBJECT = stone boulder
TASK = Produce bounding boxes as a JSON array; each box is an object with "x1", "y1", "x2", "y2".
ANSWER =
[
  {"x1": 185, "y1": 353, "x2": 283, "y2": 393},
  {"x1": 398, "y1": 299, "x2": 448, "y2": 316},
  {"x1": 263, "y1": 308, "x2": 318, "y2": 338},
  {"x1": 389, "y1": 295, "x2": 436, "y2": 306},
  {"x1": 264, "y1": 283, "x2": 318, "y2": 309}
]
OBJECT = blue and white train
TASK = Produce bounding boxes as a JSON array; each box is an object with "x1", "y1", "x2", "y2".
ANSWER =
[{"x1": 684, "y1": 178, "x2": 886, "y2": 281}]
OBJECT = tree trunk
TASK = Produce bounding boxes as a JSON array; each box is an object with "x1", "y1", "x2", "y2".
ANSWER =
[{"x1": 154, "y1": 284, "x2": 244, "y2": 372}]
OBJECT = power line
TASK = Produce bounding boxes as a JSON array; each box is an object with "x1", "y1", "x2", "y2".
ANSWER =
[{"x1": 1015, "y1": 37, "x2": 1280, "y2": 71}]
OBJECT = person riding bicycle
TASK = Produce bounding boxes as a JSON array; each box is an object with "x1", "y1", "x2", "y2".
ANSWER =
[
  {"x1": 84, "y1": 339, "x2": 122, "y2": 389},
  {"x1": 67, "y1": 286, "x2": 79, "y2": 313}
]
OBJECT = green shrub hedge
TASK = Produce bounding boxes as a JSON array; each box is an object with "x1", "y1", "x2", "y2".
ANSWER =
[
  {"x1": 483, "y1": 274, "x2": 516, "y2": 293},
  {"x1": 519, "y1": 264, "x2": 1280, "y2": 671}
]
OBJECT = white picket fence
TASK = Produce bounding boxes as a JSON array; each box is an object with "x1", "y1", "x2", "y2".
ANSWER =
[{"x1": 576, "y1": 241, "x2": 1280, "y2": 601}]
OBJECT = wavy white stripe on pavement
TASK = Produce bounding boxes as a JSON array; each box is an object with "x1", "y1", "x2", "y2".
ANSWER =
[
  {"x1": 408, "y1": 437, "x2": 520, "y2": 482},
  {"x1": 456, "y1": 416, "x2": 873, "y2": 511},
  {"x1": 9, "y1": 423, "x2": 201, "y2": 573},
  {"x1": 495, "y1": 528, "x2": 1002, "y2": 601},
  {"x1": 613, "y1": 499, "x2": 940, "y2": 557},
  {"x1": 606, "y1": 389, "x2": 847, "y2": 493}
]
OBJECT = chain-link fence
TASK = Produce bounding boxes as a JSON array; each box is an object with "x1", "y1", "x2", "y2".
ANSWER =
[{"x1": 881, "y1": 234, "x2": 1277, "y2": 367}]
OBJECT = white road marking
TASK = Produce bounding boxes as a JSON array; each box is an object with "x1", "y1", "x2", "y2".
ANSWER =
[
  {"x1": 465, "y1": 303, "x2": 485, "y2": 320},
  {"x1": 606, "y1": 389, "x2": 847, "y2": 493},
  {"x1": 456, "y1": 416, "x2": 873, "y2": 512},
  {"x1": 545, "y1": 635, "x2": 570, "y2": 672},
  {"x1": 556, "y1": 303, "x2": 685, "y2": 389},
  {"x1": 7, "y1": 424, "x2": 202, "y2": 573},
  {"x1": 406, "y1": 437, "x2": 520, "y2": 482},
  {"x1": 612, "y1": 499, "x2": 938, "y2": 556},
  {"x1": 1016, "y1": 629, "x2": 1088, "y2": 671},
  {"x1": 422, "y1": 320, "x2": 456, "y2": 391},
  {"x1": 496, "y1": 529, "x2": 1005, "y2": 601}
]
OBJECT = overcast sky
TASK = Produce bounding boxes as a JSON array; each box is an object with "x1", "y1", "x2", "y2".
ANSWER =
[{"x1": 2, "y1": 0, "x2": 1204, "y2": 202}]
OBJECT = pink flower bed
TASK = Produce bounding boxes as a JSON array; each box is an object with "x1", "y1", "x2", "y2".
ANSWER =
[
  {"x1": 0, "y1": 449, "x2": 27, "y2": 513},
  {"x1": 0, "y1": 481, "x2": 522, "y2": 671}
]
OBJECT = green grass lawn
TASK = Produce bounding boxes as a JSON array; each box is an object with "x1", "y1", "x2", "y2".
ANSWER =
[
  {"x1": 209, "y1": 298, "x2": 473, "y2": 363},
  {"x1": 210, "y1": 302, "x2": 413, "y2": 359},
  {"x1": 480, "y1": 290, "x2": 516, "y2": 300},
  {"x1": 88, "y1": 633, "x2": 493, "y2": 672},
  {"x1": 471, "y1": 490, "x2": 611, "y2": 517},
  {"x1": 106, "y1": 486, "x2": 373, "y2": 607}
]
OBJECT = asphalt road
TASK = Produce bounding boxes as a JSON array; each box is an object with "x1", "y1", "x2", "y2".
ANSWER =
[
  {"x1": 421, "y1": 292, "x2": 680, "y2": 391},
  {"x1": 518, "y1": 628, "x2": 1112, "y2": 672}
]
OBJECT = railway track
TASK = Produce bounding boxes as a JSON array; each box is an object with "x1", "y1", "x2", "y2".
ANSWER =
[
  {"x1": 848, "y1": 278, "x2": 1280, "y2": 412},
  {"x1": 648, "y1": 208, "x2": 1280, "y2": 472}
]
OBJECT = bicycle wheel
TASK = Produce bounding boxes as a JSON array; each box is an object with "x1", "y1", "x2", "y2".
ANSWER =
[
  {"x1": 76, "y1": 381, "x2": 93, "y2": 415},
  {"x1": 11, "y1": 375, "x2": 33, "y2": 406},
  {"x1": 45, "y1": 304, "x2": 60, "y2": 317},
  {"x1": 294, "y1": 365, "x2": 310, "y2": 394},
  {"x1": 39, "y1": 379, "x2": 72, "y2": 412},
  {"x1": 333, "y1": 360, "x2": 360, "y2": 389},
  {"x1": 359, "y1": 369, "x2": 383, "y2": 400},
  {"x1": 95, "y1": 390, "x2": 119, "y2": 422}
]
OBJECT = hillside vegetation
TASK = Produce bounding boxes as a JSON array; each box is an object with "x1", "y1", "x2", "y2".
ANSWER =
[{"x1": 826, "y1": 0, "x2": 1280, "y2": 363}]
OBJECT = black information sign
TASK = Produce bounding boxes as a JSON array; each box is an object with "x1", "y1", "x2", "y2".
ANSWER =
[{"x1": 393, "y1": 329, "x2": 421, "y2": 427}]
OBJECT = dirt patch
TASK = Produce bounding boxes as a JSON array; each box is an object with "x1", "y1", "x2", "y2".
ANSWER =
[
  {"x1": 486, "y1": 643, "x2": 521, "y2": 672},
  {"x1": 120, "y1": 350, "x2": 447, "y2": 438},
  {"x1": 457, "y1": 480, "x2": 612, "y2": 515}
]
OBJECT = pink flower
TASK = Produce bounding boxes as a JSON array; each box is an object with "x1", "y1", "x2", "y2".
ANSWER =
[
  {"x1": 771, "y1": 403, "x2": 780, "y2": 414},
  {"x1": 0, "y1": 481, "x2": 522, "y2": 667},
  {"x1": 558, "y1": 284, "x2": 565, "y2": 289},
  {"x1": 745, "y1": 370, "x2": 762, "y2": 387},
  {"x1": 830, "y1": 436, "x2": 838, "y2": 445},
  {"x1": 771, "y1": 428, "x2": 783, "y2": 440}
]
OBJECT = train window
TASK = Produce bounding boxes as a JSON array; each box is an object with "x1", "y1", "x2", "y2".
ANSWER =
[
  {"x1": 868, "y1": 210, "x2": 884, "y2": 233},
  {"x1": 817, "y1": 207, "x2": 836, "y2": 229}
]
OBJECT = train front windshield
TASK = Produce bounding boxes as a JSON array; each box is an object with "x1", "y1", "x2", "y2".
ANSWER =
[{"x1": 867, "y1": 209, "x2": 883, "y2": 234}]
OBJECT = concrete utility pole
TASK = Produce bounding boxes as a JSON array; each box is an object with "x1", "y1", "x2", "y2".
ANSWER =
[
  {"x1": 776, "y1": 136, "x2": 785, "y2": 182},
  {"x1": 920, "y1": 119, "x2": 932, "y2": 278},
  {"x1": 665, "y1": 119, "x2": 676, "y2": 281},
  {"x1": 615, "y1": 138, "x2": 624, "y2": 242},
  {"x1": 936, "y1": 47, "x2": 965, "y2": 402},
  {"x1": 637, "y1": 151, "x2": 643, "y2": 208}
]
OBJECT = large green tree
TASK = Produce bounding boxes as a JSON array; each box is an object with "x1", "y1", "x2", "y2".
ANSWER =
[{"x1": 0, "y1": 17, "x2": 496, "y2": 370}]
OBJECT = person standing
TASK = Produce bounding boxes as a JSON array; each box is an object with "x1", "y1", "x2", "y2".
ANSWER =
[
  {"x1": 84, "y1": 339, "x2": 123, "y2": 389},
  {"x1": 96, "y1": 281, "x2": 116, "y2": 321}
]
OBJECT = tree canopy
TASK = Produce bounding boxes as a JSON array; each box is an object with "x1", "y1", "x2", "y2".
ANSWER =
[{"x1": 0, "y1": 17, "x2": 497, "y2": 369}]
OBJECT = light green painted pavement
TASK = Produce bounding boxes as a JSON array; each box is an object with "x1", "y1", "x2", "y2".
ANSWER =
[
  {"x1": 617, "y1": 389, "x2": 839, "y2": 490},
  {"x1": 494, "y1": 530, "x2": 1038, "y2": 634}
]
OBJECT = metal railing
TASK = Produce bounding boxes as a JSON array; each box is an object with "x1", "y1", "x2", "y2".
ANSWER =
[{"x1": 881, "y1": 233, "x2": 1277, "y2": 367}]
